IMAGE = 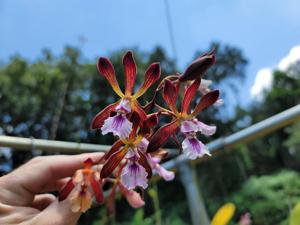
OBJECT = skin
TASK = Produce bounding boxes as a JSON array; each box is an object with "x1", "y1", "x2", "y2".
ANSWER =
[{"x1": 0, "y1": 153, "x2": 104, "y2": 225}]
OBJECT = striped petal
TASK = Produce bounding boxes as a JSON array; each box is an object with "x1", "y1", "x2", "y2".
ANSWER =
[
  {"x1": 192, "y1": 90, "x2": 219, "y2": 116},
  {"x1": 147, "y1": 120, "x2": 179, "y2": 153},
  {"x1": 132, "y1": 100, "x2": 147, "y2": 122},
  {"x1": 98, "y1": 57, "x2": 124, "y2": 97},
  {"x1": 182, "y1": 79, "x2": 201, "y2": 113},
  {"x1": 104, "y1": 140, "x2": 124, "y2": 160},
  {"x1": 179, "y1": 49, "x2": 216, "y2": 82},
  {"x1": 134, "y1": 63, "x2": 161, "y2": 98},
  {"x1": 91, "y1": 102, "x2": 119, "y2": 129},
  {"x1": 90, "y1": 173, "x2": 104, "y2": 203},
  {"x1": 58, "y1": 178, "x2": 75, "y2": 201},
  {"x1": 123, "y1": 51, "x2": 137, "y2": 96},
  {"x1": 163, "y1": 79, "x2": 178, "y2": 112},
  {"x1": 101, "y1": 147, "x2": 128, "y2": 178}
]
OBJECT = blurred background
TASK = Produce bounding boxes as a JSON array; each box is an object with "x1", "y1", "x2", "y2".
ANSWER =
[{"x1": 1, "y1": 0, "x2": 300, "y2": 224}]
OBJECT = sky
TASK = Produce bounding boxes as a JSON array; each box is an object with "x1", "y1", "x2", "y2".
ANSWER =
[{"x1": 1, "y1": 0, "x2": 300, "y2": 106}]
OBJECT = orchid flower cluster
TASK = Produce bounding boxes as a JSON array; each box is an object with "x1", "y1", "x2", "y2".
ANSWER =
[{"x1": 59, "y1": 49, "x2": 221, "y2": 213}]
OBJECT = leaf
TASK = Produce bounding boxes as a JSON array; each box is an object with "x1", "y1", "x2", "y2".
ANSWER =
[
  {"x1": 290, "y1": 202, "x2": 300, "y2": 225},
  {"x1": 211, "y1": 203, "x2": 236, "y2": 225}
]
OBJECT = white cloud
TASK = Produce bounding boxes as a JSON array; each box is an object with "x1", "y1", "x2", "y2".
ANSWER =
[
  {"x1": 250, "y1": 68, "x2": 273, "y2": 99},
  {"x1": 278, "y1": 46, "x2": 300, "y2": 71},
  {"x1": 250, "y1": 45, "x2": 300, "y2": 99}
]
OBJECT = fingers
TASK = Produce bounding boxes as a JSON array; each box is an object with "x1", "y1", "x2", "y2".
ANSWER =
[
  {"x1": 32, "y1": 199, "x2": 81, "y2": 225},
  {"x1": 31, "y1": 194, "x2": 56, "y2": 211},
  {"x1": 0, "y1": 203, "x2": 39, "y2": 224},
  {"x1": 0, "y1": 152, "x2": 104, "y2": 206}
]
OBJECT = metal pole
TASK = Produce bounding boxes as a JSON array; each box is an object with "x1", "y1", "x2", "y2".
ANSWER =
[
  {"x1": 162, "y1": 104, "x2": 300, "y2": 170},
  {"x1": 179, "y1": 163, "x2": 210, "y2": 225},
  {"x1": 0, "y1": 136, "x2": 110, "y2": 153}
]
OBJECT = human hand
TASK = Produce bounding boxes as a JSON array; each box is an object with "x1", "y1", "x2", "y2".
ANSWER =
[{"x1": 0, "y1": 153, "x2": 104, "y2": 225}]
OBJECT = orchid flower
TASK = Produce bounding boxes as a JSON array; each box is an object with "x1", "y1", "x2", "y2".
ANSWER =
[
  {"x1": 58, "y1": 48, "x2": 221, "y2": 216},
  {"x1": 138, "y1": 137, "x2": 175, "y2": 181},
  {"x1": 147, "y1": 78, "x2": 219, "y2": 160},
  {"x1": 106, "y1": 162, "x2": 145, "y2": 215},
  {"x1": 91, "y1": 51, "x2": 161, "y2": 139},
  {"x1": 58, "y1": 158, "x2": 104, "y2": 213},
  {"x1": 99, "y1": 114, "x2": 156, "y2": 190}
]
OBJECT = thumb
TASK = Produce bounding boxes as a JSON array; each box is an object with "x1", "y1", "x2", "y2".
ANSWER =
[{"x1": 32, "y1": 198, "x2": 81, "y2": 225}]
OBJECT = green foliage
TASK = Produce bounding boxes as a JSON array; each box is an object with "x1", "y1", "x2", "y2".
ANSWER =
[{"x1": 231, "y1": 170, "x2": 300, "y2": 225}]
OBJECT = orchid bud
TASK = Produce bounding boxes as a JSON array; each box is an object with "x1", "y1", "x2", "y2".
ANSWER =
[
  {"x1": 179, "y1": 49, "x2": 216, "y2": 82},
  {"x1": 124, "y1": 190, "x2": 145, "y2": 208}
]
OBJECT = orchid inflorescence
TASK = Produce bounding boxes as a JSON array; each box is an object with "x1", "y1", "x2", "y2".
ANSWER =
[{"x1": 59, "y1": 49, "x2": 222, "y2": 214}]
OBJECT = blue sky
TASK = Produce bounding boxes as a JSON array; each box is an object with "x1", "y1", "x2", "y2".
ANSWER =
[{"x1": 1, "y1": 0, "x2": 300, "y2": 105}]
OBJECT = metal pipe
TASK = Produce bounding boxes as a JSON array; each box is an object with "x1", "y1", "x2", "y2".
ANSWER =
[
  {"x1": 0, "y1": 136, "x2": 110, "y2": 153},
  {"x1": 162, "y1": 104, "x2": 300, "y2": 170},
  {"x1": 179, "y1": 163, "x2": 210, "y2": 225}
]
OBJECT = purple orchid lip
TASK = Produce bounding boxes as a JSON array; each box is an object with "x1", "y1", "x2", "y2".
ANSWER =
[
  {"x1": 101, "y1": 113, "x2": 133, "y2": 139},
  {"x1": 182, "y1": 137, "x2": 211, "y2": 160},
  {"x1": 121, "y1": 161, "x2": 148, "y2": 190}
]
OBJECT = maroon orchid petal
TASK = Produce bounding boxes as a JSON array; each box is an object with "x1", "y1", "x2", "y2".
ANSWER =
[
  {"x1": 143, "y1": 90, "x2": 159, "y2": 112},
  {"x1": 147, "y1": 120, "x2": 179, "y2": 153},
  {"x1": 91, "y1": 102, "x2": 119, "y2": 129},
  {"x1": 129, "y1": 112, "x2": 141, "y2": 140},
  {"x1": 146, "y1": 113, "x2": 159, "y2": 127},
  {"x1": 132, "y1": 101, "x2": 147, "y2": 122},
  {"x1": 138, "y1": 150, "x2": 152, "y2": 179},
  {"x1": 182, "y1": 79, "x2": 201, "y2": 113},
  {"x1": 98, "y1": 57, "x2": 124, "y2": 97},
  {"x1": 100, "y1": 147, "x2": 128, "y2": 178},
  {"x1": 90, "y1": 174, "x2": 104, "y2": 203},
  {"x1": 123, "y1": 51, "x2": 137, "y2": 96},
  {"x1": 107, "y1": 185, "x2": 117, "y2": 216},
  {"x1": 179, "y1": 49, "x2": 216, "y2": 82},
  {"x1": 192, "y1": 90, "x2": 220, "y2": 116},
  {"x1": 163, "y1": 79, "x2": 178, "y2": 112},
  {"x1": 141, "y1": 113, "x2": 159, "y2": 134},
  {"x1": 58, "y1": 178, "x2": 75, "y2": 201},
  {"x1": 104, "y1": 139, "x2": 124, "y2": 160},
  {"x1": 134, "y1": 63, "x2": 161, "y2": 98}
]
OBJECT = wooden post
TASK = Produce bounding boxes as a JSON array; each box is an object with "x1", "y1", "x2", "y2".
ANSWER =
[{"x1": 179, "y1": 163, "x2": 210, "y2": 225}]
